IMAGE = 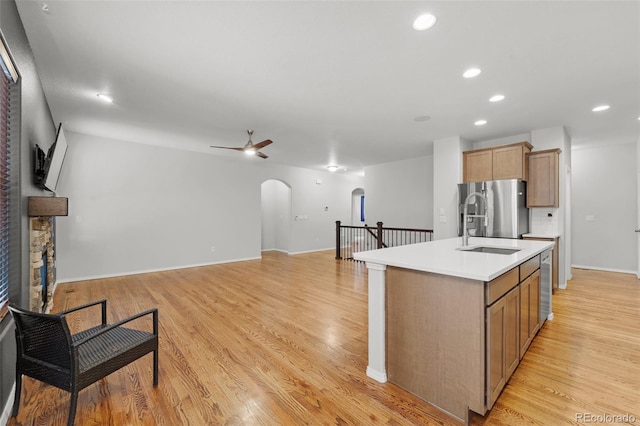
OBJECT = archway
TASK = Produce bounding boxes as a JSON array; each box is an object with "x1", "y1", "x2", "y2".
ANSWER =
[
  {"x1": 261, "y1": 179, "x2": 292, "y2": 253},
  {"x1": 351, "y1": 187, "x2": 365, "y2": 225}
]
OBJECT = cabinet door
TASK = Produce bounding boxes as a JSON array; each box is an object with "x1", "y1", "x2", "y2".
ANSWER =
[
  {"x1": 504, "y1": 286, "x2": 520, "y2": 380},
  {"x1": 486, "y1": 297, "x2": 507, "y2": 409},
  {"x1": 463, "y1": 150, "x2": 493, "y2": 183},
  {"x1": 528, "y1": 150, "x2": 560, "y2": 207},
  {"x1": 519, "y1": 270, "x2": 541, "y2": 358},
  {"x1": 493, "y1": 145, "x2": 528, "y2": 180},
  {"x1": 519, "y1": 276, "x2": 532, "y2": 358},
  {"x1": 529, "y1": 269, "x2": 541, "y2": 336}
]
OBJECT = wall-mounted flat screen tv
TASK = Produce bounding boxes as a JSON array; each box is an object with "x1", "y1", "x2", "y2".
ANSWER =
[{"x1": 34, "y1": 123, "x2": 68, "y2": 192}]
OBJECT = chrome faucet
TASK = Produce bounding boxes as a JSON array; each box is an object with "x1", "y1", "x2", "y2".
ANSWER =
[{"x1": 462, "y1": 191, "x2": 488, "y2": 246}]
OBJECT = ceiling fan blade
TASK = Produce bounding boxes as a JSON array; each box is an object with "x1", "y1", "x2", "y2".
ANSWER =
[
  {"x1": 210, "y1": 146, "x2": 245, "y2": 152},
  {"x1": 252, "y1": 139, "x2": 273, "y2": 150},
  {"x1": 256, "y1": 151, "x2": 269, "y2": 159}
]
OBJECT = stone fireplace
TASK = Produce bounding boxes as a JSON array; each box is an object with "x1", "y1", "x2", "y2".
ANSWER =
[
  {"x1": 28, "y1": 196, "x2": 68, "y2": 313},
  {"x1": 30, "y1": 216, "x2": 56, "y2": 313}
]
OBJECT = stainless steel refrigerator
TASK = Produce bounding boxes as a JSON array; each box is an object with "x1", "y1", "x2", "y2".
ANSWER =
[{"x1": 457, "y1": 179, "x2": 529, "y2": 239}]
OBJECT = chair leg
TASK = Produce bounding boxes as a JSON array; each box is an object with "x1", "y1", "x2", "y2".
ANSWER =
[
  {"x1": 68, "y1": 390, "x2": 78, "y2": 426},
  {"x1": 153, "y1": 349, "x2": 159, "y2": 387},
  {"x1": 12, "y1": 372, "x2": 21, "y2": 416}
]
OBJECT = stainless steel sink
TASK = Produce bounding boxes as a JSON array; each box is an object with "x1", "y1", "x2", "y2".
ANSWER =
[{"x1": 456, "y1": 246, "x2": 521, "y2": 255}]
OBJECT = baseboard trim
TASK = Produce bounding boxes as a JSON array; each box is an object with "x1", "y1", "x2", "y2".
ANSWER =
[
  {"x1": 571, "y1": 265, "x2": 637, "y2": 276},
  {"x1": 261, "y1": 249, "x2": 289, "y2": 254},
  {"x1": 57, "y1": 256, "x2": 262, "y2": 284},
  {"x1": 366, "y1": 366, "x2": 387, "y2": 383},
  {"x1": 288, "y1": 247, "x2": 334, "y2": 255}
]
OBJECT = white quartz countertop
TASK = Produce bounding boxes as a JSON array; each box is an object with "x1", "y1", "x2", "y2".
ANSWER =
[
  {"x1": 522, "y1": 233, "x2": 561, "y2": 239},
  {"x1": 353, "y1": 237, "x2": 555, "y2": 281}
]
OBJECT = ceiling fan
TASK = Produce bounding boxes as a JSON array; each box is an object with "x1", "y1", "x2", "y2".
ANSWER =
[{"x1": 210, "y1": 130, "x2": 273, "y2": 159}]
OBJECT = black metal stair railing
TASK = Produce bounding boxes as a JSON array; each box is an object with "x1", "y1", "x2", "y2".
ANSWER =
[{"x1": 335, "y1": 221, "x2": 434, "y2": 261}]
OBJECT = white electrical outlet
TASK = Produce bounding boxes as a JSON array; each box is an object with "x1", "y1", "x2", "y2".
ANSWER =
[
  {"x1": 585, "y1": 215, "x2": 595, "y2": 222},
  {"x1": 210, "y1": 246, "x2": 216, "y2": 252}
]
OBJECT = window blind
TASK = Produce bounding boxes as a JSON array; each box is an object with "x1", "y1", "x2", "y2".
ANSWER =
[{"x1": 0, "y1": 36, "x2": 17, "y2": 317}]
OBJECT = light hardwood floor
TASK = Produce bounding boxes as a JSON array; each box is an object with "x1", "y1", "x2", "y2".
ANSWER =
[{"x1": 7, "y1": 251, "x2": 640, "y2": 425}]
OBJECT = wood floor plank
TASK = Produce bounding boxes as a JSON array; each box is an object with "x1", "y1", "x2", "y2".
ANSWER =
[{"x1": 7, "y1": 253, "x2": 639, "y2": 425}]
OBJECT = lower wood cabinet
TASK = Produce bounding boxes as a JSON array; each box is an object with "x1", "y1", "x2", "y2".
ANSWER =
[
  {"x1": 504, "y1": 287, "x2": 521, "y2": 379},
  {"x1": 487, "y1": 265, "x2": 542, "y2": 409},
  {"x1": 383, "y1": 261, "x2": 544, "y2": 420},
  {"x1": 486, "y1": 286, "x2": 520, "y2": 409},
  {"x1": 519, "y1": 269, "x2": 541, "y2": 357}
]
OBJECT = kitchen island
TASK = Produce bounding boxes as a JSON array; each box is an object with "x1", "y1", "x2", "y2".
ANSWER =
[{"x1": 353, "y1": 237, "x2": 555, "y2": 424}]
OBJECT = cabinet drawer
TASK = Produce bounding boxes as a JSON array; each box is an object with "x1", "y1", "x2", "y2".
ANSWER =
[
  {"x1": 520, "y1": 255, "x2": 540, "y2": 281},
  {"x1": 487, "y1": 267, "x2": 519, "y2": 306}
]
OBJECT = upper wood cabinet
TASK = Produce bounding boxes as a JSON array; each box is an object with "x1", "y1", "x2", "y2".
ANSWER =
[
  {"x1": 464, "y1": 149, "x2": 493, "y2": 182},
  {"x1": 527, "y1": 149, "x2": 561, "y2": 207},
  {"x1": 463, "y1": 142, "x2": 532, "y2": 183}
]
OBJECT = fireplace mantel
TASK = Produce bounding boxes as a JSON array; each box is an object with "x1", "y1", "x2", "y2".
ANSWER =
[{"x1": 28, "y1": 196, "x2": 68, "y2": 217}]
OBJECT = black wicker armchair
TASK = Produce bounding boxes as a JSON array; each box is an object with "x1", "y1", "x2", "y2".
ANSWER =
[{"x1": 8, "y1": 299, "x2": 158, "y2": 426}]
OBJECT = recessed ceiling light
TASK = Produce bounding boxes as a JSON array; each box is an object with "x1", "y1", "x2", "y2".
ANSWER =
[
  {"x1": 327, "y1": 165, "x2": 339, "y2": 172},
  {"x1": 463, "y1": 68, "x2": 482, "y2": 79},
  {"x1": 474, "y1": 120, "x2": 487, "y2": 126},
  {"x1": 489, "y1": 94, "x2": 505, "y2": 102},
  {"x1": 413, "y1": 14, "x2": 437, "y2": 31},
  {"x1": 592, "y1": 105, "x2": 610, "y2": 112},
  {"x1": 414, "y1": 115, "x2": 431, "y2": 122},
  {"x1": 96, "y1": 93, "x2": 113, "y2": 103}
]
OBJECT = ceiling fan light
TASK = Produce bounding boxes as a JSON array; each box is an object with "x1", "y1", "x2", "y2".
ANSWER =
[
  {"x1": 96, "y1": 93, "x2": 113, "y2": 103},
  {"x1": 592, "y1": 105, "x2": 610, "y2": 112},
  {"x1": 463, "y1": 68, "x2": 482, "y2": 79},
  {"x1": 244, "y1": 148, "x2": 256, "y2": 156},
  {"x1": 413, "y1": 14, "x2": 437, "y2": 31}
]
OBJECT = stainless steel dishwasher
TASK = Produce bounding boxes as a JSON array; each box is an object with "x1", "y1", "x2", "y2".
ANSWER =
[{"x1": 540, "y1": 249, "x2": 553, "y2": 321}]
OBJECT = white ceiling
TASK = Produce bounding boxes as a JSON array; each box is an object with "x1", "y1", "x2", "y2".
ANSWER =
[{"x1": 15, "y1": 1, "x2": 640, "y2": 174}]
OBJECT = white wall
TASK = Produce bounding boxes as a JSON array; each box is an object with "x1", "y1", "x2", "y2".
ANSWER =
[
  {"x1": 433, "y1": 137, "x2": 472, "y2": 239},
  {"x1": 572, "y1": 142, "x2": 637, "y2": 273},
  {"x1": 364, "y1": 155, "x2": 433, "y2": 229},
  {"x1": 55, "y1": 131, "x2": 363, "y2": 282},
  {"x1": 281, "y1": 166, "x2": 363, "y2": 254}
]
